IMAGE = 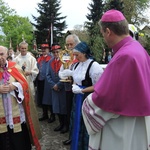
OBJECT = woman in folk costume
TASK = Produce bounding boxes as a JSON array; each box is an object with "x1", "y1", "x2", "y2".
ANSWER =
[
  {"x1": 70, "y1": 42, "x2": 103, "y2": 150},
  {"x1": 46, "y1": 44, "x2": 67, "y2": 133},
  {"x1": 0, "y1": 46, "x2": 41, "y2": 150}
]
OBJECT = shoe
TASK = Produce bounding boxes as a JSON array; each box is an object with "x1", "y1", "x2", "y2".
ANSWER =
[
  {"x1": 47, "y1": 115, "x2": 55, "y2": 123},
  {"x1": 39, "y1": 116, "x2": 48, "y2": 121},
  {"x1": 60, "y1": 126, "x2": 69, "y2": 134},
  {"x1": 54, "y1": 124, "x2": 64, "y2": 131},
  {"x1": 63, "y1": 139, "x2": 71, "y2": 145}
]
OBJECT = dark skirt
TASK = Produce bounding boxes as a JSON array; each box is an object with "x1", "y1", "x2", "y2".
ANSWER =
[
  {"x1": 70, "y1": 93, "x2": 89, "y2": 150},
  {"x1": 0, "y1": 123, "x2": 31, "y2": 150}
]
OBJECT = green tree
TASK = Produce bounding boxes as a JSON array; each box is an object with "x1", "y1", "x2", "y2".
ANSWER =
[
  {"x1": 85, "y1": 0, "x2": 106, "y2": 62},
  {"x1": 1, "y1": 15, "x2": 34, "y2": 51},
  {"x1": 0, "y1": 0, "x2": 15, "y2": 47},
  {"x1": 122, "y1": 0, "x2": 150, "y2": 26},
  {"x1": 0, "y1": 0, "x2": 16, "y2": 24},
  {"x1": 84, "y1": 0, "x2": 150, "y2": 61},
  {"x1": 32, "y1": 0, "x2": 67, "y2": 47},
  {"x1": 87, "y1": 24, "x2": 106, "y2": 62},
  {"x1": 108, "y1": 0, "x2": 124, "y2": 12},
  {"x1": 0, "y1": 0, "x2": 34, "y2": 50}
]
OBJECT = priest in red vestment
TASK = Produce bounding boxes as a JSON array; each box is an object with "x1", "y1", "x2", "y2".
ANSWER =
[{"x1": 0, "y1": 46, "x2": 41, "y2": 150}]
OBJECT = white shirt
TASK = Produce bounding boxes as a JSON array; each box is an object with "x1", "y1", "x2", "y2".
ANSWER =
[{"x1": 72, "y1": 59, "x2": 103, "y2": 85}]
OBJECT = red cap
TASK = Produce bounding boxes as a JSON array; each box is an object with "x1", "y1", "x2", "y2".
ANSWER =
[
  {"x1": 101, "y1": 9, "x2": 125, "y2": 22},
  {"x1": 51, "y1": 45, "x2": 61, "y2": 51},
  {"x1": 41, "y1": 44, "x2": 49, "y2": 48}
]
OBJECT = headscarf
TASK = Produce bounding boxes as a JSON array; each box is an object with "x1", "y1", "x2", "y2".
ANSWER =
[{"x1": 73, "y1": 42, "x2": 93, "y2": 59}]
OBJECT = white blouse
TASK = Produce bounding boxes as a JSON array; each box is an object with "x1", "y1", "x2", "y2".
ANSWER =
[{"x1": 72, "y1": 59, "x2": 103, "y2": 85}]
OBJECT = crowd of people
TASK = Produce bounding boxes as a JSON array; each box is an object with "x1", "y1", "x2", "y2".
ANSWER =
[{"x1": 0, "y1": 9, "x2": 150, "y2": 150}]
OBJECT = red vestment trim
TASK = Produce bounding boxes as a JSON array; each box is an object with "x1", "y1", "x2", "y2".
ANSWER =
[
  {"x1": 7, "y1": 61, "x2": 41, "y2": 150},
  {"x1": 13, "y1": 116, "x2": 21, "y2": 124},
  {"x1": 0, "y1": 116, "x2": 21, "y2": 124},
  {"x1": 0, "y1": 117, "x2": 6, "y2": 124}
]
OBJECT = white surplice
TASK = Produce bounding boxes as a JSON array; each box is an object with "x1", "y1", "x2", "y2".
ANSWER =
[
  {"x1": 14, "y1": 52, "x2": 39, "y2": 97},
  {"x1": 82, "y1": 93, "x2": 150, "y2": 150}
]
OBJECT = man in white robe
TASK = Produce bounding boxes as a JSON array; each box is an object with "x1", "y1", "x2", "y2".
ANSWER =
[{"x1": 14, "y1": 41, "x2": 39, "y2": 98}]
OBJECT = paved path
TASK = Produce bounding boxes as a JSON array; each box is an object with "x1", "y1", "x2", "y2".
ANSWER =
[{"x1": 32, "y1": 107, "x2": 70, "y2": 150}]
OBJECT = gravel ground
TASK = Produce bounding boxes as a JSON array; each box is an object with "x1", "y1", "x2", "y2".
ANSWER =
[{"x1": 32, "y1": 107, "x2": 70, "y2": 150}]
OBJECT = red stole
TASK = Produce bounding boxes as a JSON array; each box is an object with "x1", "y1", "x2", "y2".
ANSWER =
[
  {"x1": 0, "y1": 70, "x2": 2, "y2": 79},
  {"x1": 7, "y1": 62, "x2": 41, "y2": 150},
  {"x1": 37, "y1": 55, "x2": 51, "y2": 64},
  {"x1": 51, "y1": 58, "x2": 62, "y2": 73}
]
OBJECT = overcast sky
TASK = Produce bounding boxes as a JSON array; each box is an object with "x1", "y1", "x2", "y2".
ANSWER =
[{"x1": 4, "y1": 0, "x2": 91, "y2": 30}]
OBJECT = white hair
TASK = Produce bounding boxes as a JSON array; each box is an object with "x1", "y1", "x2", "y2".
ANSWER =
[
  {"x1": 66, "y1": 34, "x2": 81, "y2": 45},
  {"x1": 0, "y1": 46, "x2": 8, "y2": 53}
]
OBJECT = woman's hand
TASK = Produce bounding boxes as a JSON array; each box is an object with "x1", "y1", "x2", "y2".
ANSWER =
[{"x1": 72, "y1": 84, "x2": 83, "y2": 94}]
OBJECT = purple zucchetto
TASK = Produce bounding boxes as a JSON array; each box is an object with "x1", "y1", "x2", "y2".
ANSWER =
[{"x1": 101, "y1": 9, "x2": 125, "y2": 22}]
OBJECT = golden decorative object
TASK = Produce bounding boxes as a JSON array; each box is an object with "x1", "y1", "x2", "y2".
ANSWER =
[
  {"x1": 59, "y1": 46, "x2": 74, "y2": 82},
  {"x1": 59, "y1": 46, "x2": 74, "y2": 69}
]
